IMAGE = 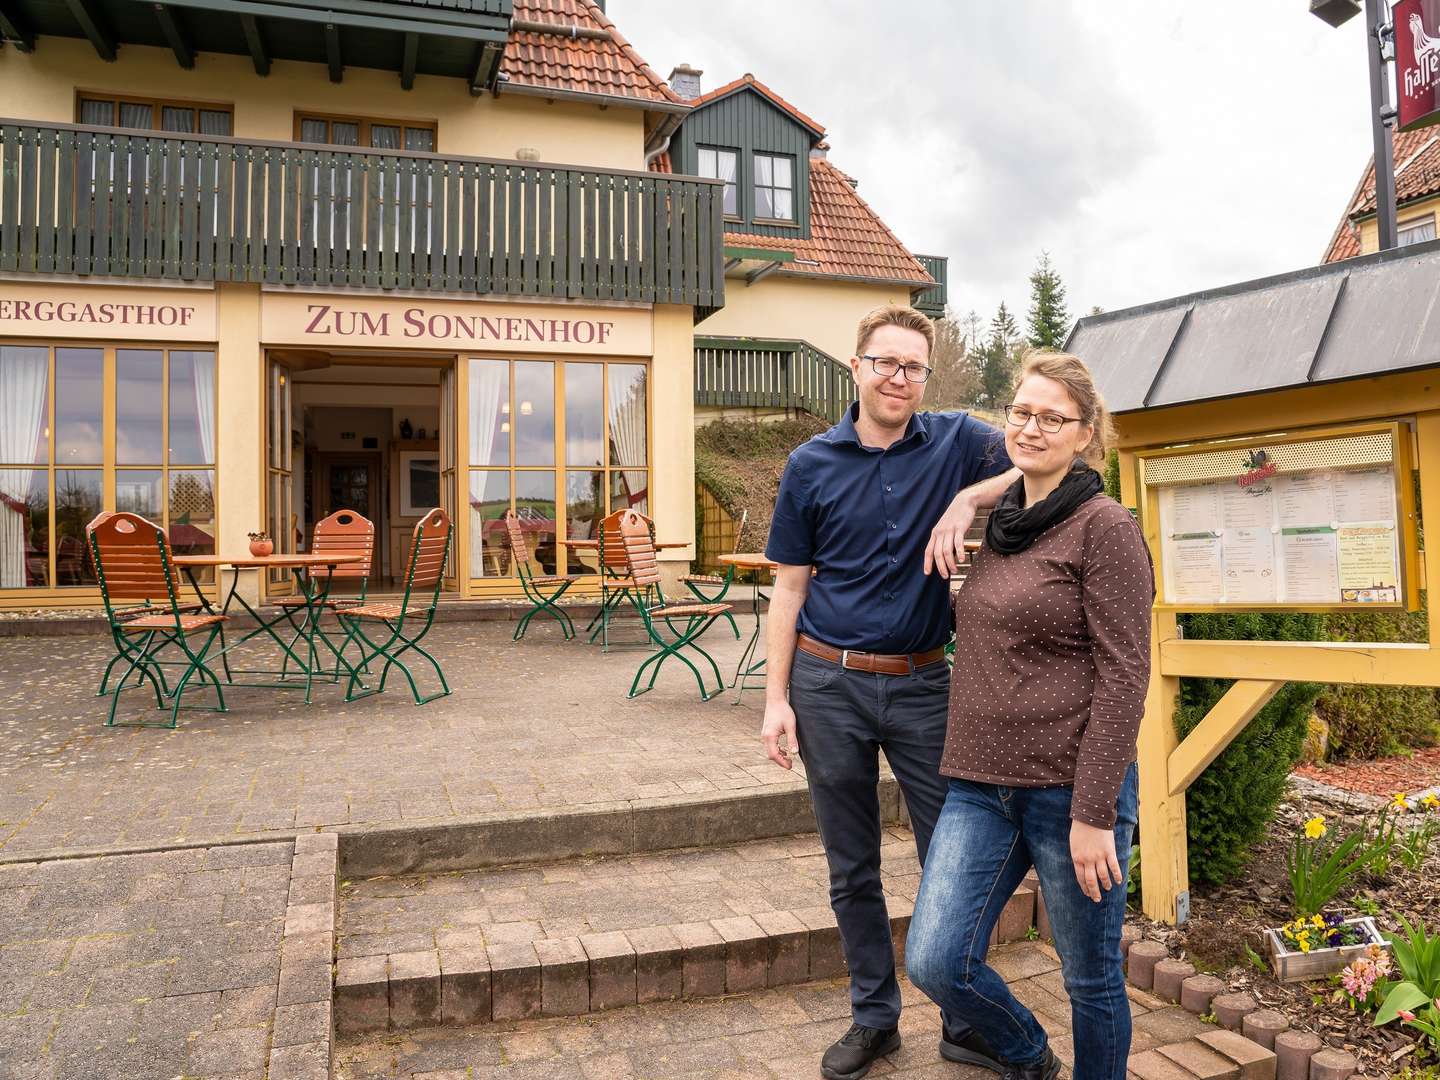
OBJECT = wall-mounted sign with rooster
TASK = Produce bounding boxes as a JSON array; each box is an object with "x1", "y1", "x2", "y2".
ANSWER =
[{"x1": 1395, "y1": 0, "x2": 1440, "y2": 131}]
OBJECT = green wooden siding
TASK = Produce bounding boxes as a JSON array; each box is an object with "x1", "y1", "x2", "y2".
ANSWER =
[
  {"x1": 694, "y1": 335, "x2": 852, "y2": 423},
  {"x1": 913, "y1": 253, "x2": 948, "y2": 317},
  {"x1": 672, "y1": 89, "x2": 813, "y2": 240},
  {"x1": 0, "y1": 119, "x2": 726, "y2": 308}
]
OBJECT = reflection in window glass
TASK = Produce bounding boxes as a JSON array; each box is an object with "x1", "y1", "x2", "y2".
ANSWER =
[
  {"x1": 0, "y1": 345, "x2": 50, "y2": 465},
  {"x1": 513, "y1": 362, "x2": 555, "y2": 466},
  {"x1": 56, "y1": 348, "x2": 104, "y2": 464},
  {"x1": 565, "y1": 470, "x2": 603, "y2": 574},
  {"x1": 169, "y1": 470, "x2": 216, "y2": 579},
  {"x1": 116, "y1": 469, "x2": 163, "y2": 518},
  {"x1": 469, "y1": 360, "x2": 509, "y2": 467},
  {"x1": 607, "y1": 364, "x2": 648, "y2": 468},
  {"x1": 469, "y1": 471, "x2": 509, "y2": 577},
  {"x1": 515, "y1": 471, "x2": 557, "y2": 574},
  {"x1": 0, "y1": 469, "x2": 47, "y2": 588},
  {"x1": 610, "y1": 469, "x2": 648, "y2": 516},
  {"x1": 54, "y1": 470, "x2": 101, "y2": 586},
  {"x1": 169, "y1": 351, "x2": 216, "y2": 465},
  {"x1": 117, "y1": 350, "x2": 164, "y2": 464},
  {"x1": 564, "y1": 363, "x2": 603, "y2": 467}
]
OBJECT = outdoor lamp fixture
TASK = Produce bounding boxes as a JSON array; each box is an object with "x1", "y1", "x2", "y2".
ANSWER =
[{"x1": 1309, "y1": 0, "x2": 1398, "y2": 249}]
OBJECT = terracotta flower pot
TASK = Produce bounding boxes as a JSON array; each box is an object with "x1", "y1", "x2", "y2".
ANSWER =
[{"x1": 248, "y1": 538, "x2": 274, "y2": 557}]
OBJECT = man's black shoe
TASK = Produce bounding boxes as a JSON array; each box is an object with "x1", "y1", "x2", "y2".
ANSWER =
[
  {"x1": 1000, "y1": 1046, "x2": 1061, "y2": 1080},
  {"x1": 819, "y1": 1023, "x2": 901, "y2": 1080},
  {"x1": 939, "y1": 1026, "x2": 1005, "y2": 1073}
]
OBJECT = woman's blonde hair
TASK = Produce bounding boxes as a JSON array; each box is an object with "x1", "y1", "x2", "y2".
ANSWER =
[{"x1": 1012, "y1": 349, "x2": 1116, "y2": 467}]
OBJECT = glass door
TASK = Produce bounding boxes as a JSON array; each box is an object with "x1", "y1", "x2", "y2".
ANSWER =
[
  {"x1": 439, "y1": 361, "x2": 459, "y2": 590},
  {"x1": 265, "y1": 356, "x2": 295, "y2": 595}
]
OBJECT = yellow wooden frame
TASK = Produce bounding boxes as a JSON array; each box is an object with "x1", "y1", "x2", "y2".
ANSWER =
[{"x1": 1136, "y1": 419, "x2": 1420, "y2": 614}]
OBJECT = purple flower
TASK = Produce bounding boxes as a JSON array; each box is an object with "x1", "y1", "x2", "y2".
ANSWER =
[
  {"x1": 1325, "y1": 912, "x2": 1344, "y2": 927},
  {"x1": 1328, "y1": 932, "x2": 1345, "y2": 947}
]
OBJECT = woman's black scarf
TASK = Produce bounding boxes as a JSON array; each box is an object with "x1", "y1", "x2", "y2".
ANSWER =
[{"x1": 985, "y1": 461, "x2": 1105, "y2": 555}]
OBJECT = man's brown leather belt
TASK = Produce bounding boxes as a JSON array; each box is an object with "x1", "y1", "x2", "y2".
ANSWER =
[{"x1": 797, "y1": 634, "x2": 947, "y2": 676}]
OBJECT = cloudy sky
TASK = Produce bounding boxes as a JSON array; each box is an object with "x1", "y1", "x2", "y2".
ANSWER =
[{"x1": 613, "y1": 0, "x2": 1379, "y2": 326}]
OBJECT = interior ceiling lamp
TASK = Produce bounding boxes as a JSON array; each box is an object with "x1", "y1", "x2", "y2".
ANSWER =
[
  {"x1": 1309, "y1": 0, "x2": 1362, "y2": 27},
  {"x1": 519, "y1": 400, "x2": 533, "y2": 415}
]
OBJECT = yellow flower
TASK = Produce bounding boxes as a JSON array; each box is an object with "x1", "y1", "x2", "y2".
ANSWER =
[
  {"x1": 1393, "y1": 792, "x2": 1410, "y2": 810},
  {"x1": 1297, "y1": 937, "x2": 1312, "y2": 953},
  {"x1": 1304, "y1": 816, "x2": 1327, "y2": 839},
  {"x1": 1422, "y1": 793, "x2": 1439, "y2": 812},
  {"x1": 1312, "y1": 914, "x2": 1326, "y2": 928}
]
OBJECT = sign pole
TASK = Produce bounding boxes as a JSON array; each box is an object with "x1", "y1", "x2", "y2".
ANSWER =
[{"x1": 1368, "y1": 0, "x2": 1398, "y2": 249}]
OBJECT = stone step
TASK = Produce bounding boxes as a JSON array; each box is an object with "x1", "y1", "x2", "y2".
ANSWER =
[{"x1": 334, "y1": 827, "x2": 1044, "y2": 1034}]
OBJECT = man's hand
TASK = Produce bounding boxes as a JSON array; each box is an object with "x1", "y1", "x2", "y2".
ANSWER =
[
  {"x1": 1070, "y1": 819, "x2": 1123, "y2": 903},
  {"x1": 925, "y1": 490, "x2": 978, "y2": 577},
  {"x1": 761, "y1": 698, "x2": 799, "y2": 770}
]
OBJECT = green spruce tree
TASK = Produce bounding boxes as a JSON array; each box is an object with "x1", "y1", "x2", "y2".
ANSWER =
[{"x1": 1026, "y1": 252, "x2": 1071, "y2": 349}]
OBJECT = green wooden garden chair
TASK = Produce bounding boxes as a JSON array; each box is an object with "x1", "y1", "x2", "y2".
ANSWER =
[
  {"x1": 274, "y1": 509, "x2": 376, "y2": 682},
  {"x1": 679, "y1": 508, "x2": 746, "y2": 639},
  {"x1": 586, "y1": 507, "x2": 657, "y2": 650},
  {"x1": 617, "y1": 509, "x2": 732, "y2": 701},
  {"x1": 89, "y1": 511, "x2": 229, "y2": 728},
  {"x1": 504, "y1": 509, "x2": 582, "y2": 640},
  {"x1": 335, "y1": 507, "x2": 452, "y2": 705}
]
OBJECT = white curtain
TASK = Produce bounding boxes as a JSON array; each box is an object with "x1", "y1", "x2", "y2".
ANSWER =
[
  {"x1": 607, "y1": 366, "x2": 647, "y2": 507},
  {"x1": 469, "y1": 361, "x2": 505, "y2": 467},
  {"x1": 0, "y1": 348, "x2": 47, "y2": 588},
  {"x1": 192, "y1": 351, "x2": 216, "y2": 464}
]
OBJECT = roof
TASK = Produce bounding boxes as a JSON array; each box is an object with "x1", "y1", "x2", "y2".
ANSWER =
[
  {"x1": 501, "y1": 0, "x2": 685, "y2": 107},
  {"x1": 722, "y1": 158, "x2": 933, "y2": 286},
  {"x1": 1067, "y1": 239, "x2": 1440, "y2": 413},
  {"x1": 691, "y1": 74, "x2": 826, "y2": 138},
  {"x1": 1323, "y1": 126, "x2": 1440, "y2": 262}
]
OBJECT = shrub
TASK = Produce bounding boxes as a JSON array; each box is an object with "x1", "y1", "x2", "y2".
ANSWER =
[{"x1": 1178, "y1": 611, "x2": 1325, "y2": 884}]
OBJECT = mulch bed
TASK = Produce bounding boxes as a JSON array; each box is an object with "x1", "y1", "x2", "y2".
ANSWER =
[
  {"x1": 1132, "y1": 782, "x2": 1440, "y2": 1077},
  {"x1": 1297, "y1": 748, "x2": 1440, "y2": 797}
]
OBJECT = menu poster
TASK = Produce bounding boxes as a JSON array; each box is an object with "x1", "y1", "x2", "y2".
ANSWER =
[
  {"x1": 1222, "y1": 527, "x2": 1277, "y2": 603},
  {"x1": 1337, "y1": 523, "x2": 1400, "y2": 603},
  {"x1": 1281, "y1": 528, "x2": 1340, "y2": 604},
  {"x1": 1166, "y1": 535, "x2": 1224, "y2": 604},
  {"x1": 1275, "y1": 473, "x2": 1335, "y2": 529}
]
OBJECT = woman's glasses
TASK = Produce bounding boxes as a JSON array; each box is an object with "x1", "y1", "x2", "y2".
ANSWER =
[{"x1": 1003, "y1": 405, "x2": 1083, "y2": 434}]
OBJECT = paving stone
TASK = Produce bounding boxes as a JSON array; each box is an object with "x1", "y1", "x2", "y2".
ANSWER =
[
  {"x1": 1212, "y1": 991, "x2": 1258, "y2": 1031},
  {"x1": 1133, "y1": 1005, "x2": 1214, "y2": 1044},
  {"x1": 1198, "y1": 1028, "x2": 1278, "y2": 1080},
  {"x1": 1129, "y1": 1047, "x2": 1206, "y2": 1080},
  {"x1": 752, "y1": 908, "x2": 809, "y2": 988},
  {"x1": 283, "y1": 901, "x2": 335, "y2": 937},
  {"x1": 794, "y1": 905, "x2": 846, "y2": 980},
  {"x1": 267, "y1": 1040, "x2": 330, "y2": 1080},
  {"x1": 1181, "y1": 973, "x2": 1227, "y2": 1015},
  {"x1": 1159, "y1": 1038, "x2": 1244, "y2": 1079},
  {"x1": 439, "y1": 946, "x2": 492, "y2": 1025},
  {"x1": 335, "y1": 955, "x2": 388, "y2": 1035},
  {"x1": 991, "y1": 885, "x2": 1035, "y2": 945},
  {"x1": 1240, "y1": 1009, "x2": 1289, "y2": 1051},
  {"x1": 672, "y1": 921, "x2": 726, "y2": 1000},
  {"x1": 293, "y1": 832, "x2": 339, "y2": 855},
  {"x1": 1273, "y1": 1029, "x2": 1323, "y2": 1080},
  {"x1": 1127, "y1": 941, "x2": 1168, "y2": 990},
  {"x1": 487, "y1": 941, "x2": 542, "y2": 1021},
  {"x1": 272, "y1": 1000, "x2": 333, "y2": 1048},
  {"x1": 1307, "y1": 1048, "x2": 1357, "y2": 1080},
  {"x1": 580, "y1": 931, "x2": 636, "y2": 1012},
  {"x1": 535, "y1": 936, "x2": 589, "y2": 1017},
  {"x1": 625, "y1": 925, "x2": 682, "y2": 1004},
  {"x1": 187, "y1": 1025, "x2": 270, "y2": 1074},
  {"x1": 389, "y1": 949, "x2": 442, "y2": 1029},
  {"x1": 711, "y1": 915, "x2": 768, "y2": 993}
]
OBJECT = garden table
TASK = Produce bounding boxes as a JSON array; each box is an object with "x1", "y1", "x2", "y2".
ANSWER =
[{"x1": 717, "y1": 553, "x2": 778, "y2": 702}]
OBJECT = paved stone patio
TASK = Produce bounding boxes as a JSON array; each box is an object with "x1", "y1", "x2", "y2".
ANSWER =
[{"x1": 0, "y1": 620, "x2": 801, "y2": 861}]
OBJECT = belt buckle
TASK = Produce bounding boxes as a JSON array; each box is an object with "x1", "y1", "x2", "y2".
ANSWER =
[{"x1": 839, "y1": 649, "x2": 852, "y2": 670}]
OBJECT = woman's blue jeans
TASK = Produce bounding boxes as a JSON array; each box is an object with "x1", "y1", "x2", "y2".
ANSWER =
[{"x1": 905, "y1": 765, "x2": 1139, "y2": 1080}]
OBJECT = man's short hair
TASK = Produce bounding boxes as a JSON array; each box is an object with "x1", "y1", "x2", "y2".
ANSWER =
[{"x1": 855, "y1": 304, "x2": 935, "y2": 358}]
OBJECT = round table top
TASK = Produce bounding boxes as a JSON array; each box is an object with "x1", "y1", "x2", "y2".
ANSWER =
[
  {"x1": 172, "y1": 553, "x2": 366, "y2": 569},
  {"x1": 718, "y1": 553, "x2": 779, "y2": 570}
]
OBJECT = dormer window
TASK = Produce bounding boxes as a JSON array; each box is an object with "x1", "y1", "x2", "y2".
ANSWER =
[
  {"x1": 754, "y1": 152, "x2": 794, "y2": 222},
  {"x1": 697, "y1": 146, "x2": 739, "y2": 217}
]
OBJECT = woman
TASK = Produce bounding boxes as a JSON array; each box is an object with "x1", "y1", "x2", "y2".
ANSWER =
[{"x1": 905, "y1": 351, "x2": 1153, "y2": 1080}]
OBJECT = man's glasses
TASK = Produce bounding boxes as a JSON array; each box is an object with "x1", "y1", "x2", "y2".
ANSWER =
[
  {"x1": 862, "y1": 354, "x2": 933, "y2": 383},
  {"x1": 1003, "y1": 405, "x2": 1083, "y2": 434}
]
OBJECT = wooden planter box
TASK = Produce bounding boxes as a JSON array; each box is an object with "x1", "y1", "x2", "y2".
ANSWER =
[{"x1": 1265, "y1": 916, "x2": 1387, "y2": 983}]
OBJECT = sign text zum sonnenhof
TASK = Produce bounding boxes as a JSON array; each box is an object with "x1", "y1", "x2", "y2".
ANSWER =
[{"x1": 301, "y1": 303, "x2": 615, "y2": 345}]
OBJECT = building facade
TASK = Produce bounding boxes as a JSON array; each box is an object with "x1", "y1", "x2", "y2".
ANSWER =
[
  {"x1": 1324, "y1": 125, "x2": 1440, "y2": 261},
  {"x1": 0, "y1": 0, "x2": 726, "y2": 607}
]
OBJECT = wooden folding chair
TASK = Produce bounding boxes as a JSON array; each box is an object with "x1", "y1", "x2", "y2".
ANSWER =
[
  {"x1": 679, "y1": 508, "x2": 746, "y2": 639},
  {"x1": 274, "y1": 509, "x2": 375, "y2": 680},
  {"x1": 89, "y1": 512, "x2": 229, "y2": 728},
  {"x1": 505, "y1": 509, "x2": 582, "y2": 640},
  {"x1": 336, "y1": 507, "x2": 452, "y2": 705},
  {"x1": 617, "y1": 509, "x2": 732, "y2": 701}
]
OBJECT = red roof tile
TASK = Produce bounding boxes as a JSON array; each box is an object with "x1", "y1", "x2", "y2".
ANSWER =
[
  {"x1": 1323, "y1": 126, "x2": 1440, "y2": 262},
  {"x1": 502, "y1": 0, "x2": 684, "y2": 107},
  {"x1": 691, "y1": 74, "x2": 826, "y2": 137},
  {"x1": 724, "y1": 158, "x2": 932, "y2": 286}
]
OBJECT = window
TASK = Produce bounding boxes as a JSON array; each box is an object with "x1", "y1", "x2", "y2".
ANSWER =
[
  {"x1": 697, "y1": 146, "x2": 739, "y2": 217},
  {"x1": 77, "y1": 95, "x2": 231, "y2": 135},
  {"x1": 468, "y1": 359, "x2": 648, "y2": 581},
  {"x1": 296, "y1": 113, "x2": 436, "y2": 151},
  {"x1": 753, "y1": 152, "x2": 794, "y2": 221},
  {"x1": 1398, "y1": 214, "x2": 1437, "y2": 246},
  {"x1": 0, "y1": 344, "x2": 216, "y2": 593}
]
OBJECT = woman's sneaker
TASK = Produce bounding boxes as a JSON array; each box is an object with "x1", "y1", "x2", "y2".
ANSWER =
[{"x1": 819, "y1": 1023, "x2": 901, "y2": 1080}]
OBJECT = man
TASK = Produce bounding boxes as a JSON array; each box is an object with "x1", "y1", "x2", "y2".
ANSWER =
[{"x1": 762, "y1": 304, "x2": 1019, "y2": 1080}]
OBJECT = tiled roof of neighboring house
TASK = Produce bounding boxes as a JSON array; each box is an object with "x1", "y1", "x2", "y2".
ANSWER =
[
  {"x1": 502, "y1": 0, "x2": 685, "y2": 106},
  {"x1": 724, "y1": 158, "x2": 933, "y2": 286},
  {"x1": 1324, "y1": 127, "x2": 1440, "y2": 262},
  {"x1": 691, "y1": 74, "x2": 827, "y2": 137}
]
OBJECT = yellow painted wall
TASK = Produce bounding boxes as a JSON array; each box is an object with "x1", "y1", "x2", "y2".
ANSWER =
[
  {"x1": 2, "y1": 37, "x2": 646, "y2": 169},
  {"x1": 699, "y1": 274, "x2": 919, "y2": 363},
  {"x1": 215, "y1": 283, "x2": 265, "y2": 604},
  {"x1": 1354, "y1": 197, "x2": 1440, "y2": 254},
  {"x1": 651, "y1": 304, "x2": 697, "y2": 589}
]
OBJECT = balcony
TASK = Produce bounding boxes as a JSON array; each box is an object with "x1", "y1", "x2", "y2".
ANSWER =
[
  {"x1": 912, "y1": 253, "x2": 948, "y2": 317},
  {"x1": 694, "y1": 336, "x2": 853, "y2": 424},
  {"x1": 0, "y1": 119, "x2": 727, "y2": 309}
]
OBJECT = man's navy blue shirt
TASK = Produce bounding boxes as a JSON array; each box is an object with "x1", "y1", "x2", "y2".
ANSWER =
[{"x1": 765, "y1": 405, "x2": 1012, "y2": 654}]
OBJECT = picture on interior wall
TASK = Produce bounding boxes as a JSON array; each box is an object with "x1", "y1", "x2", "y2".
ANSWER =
[{"x1": 400, "y1": 451, "x2": 440, "y2": 516}]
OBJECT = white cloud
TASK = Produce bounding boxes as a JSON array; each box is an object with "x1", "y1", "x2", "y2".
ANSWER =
[{"x1": 613, "y1": 0, "x2": 1375, "y2": 324}]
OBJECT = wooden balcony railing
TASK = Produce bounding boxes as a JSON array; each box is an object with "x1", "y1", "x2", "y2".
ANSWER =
[
  {"x1": 0, "y1": 119, "x2": 726, "y2": 307},
  {"x1": 694, "y1": 335, "x2": 853, "y2": 423},
  {"x1": 912, "y1": 253, "x2": 948, "y2": 317}
]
